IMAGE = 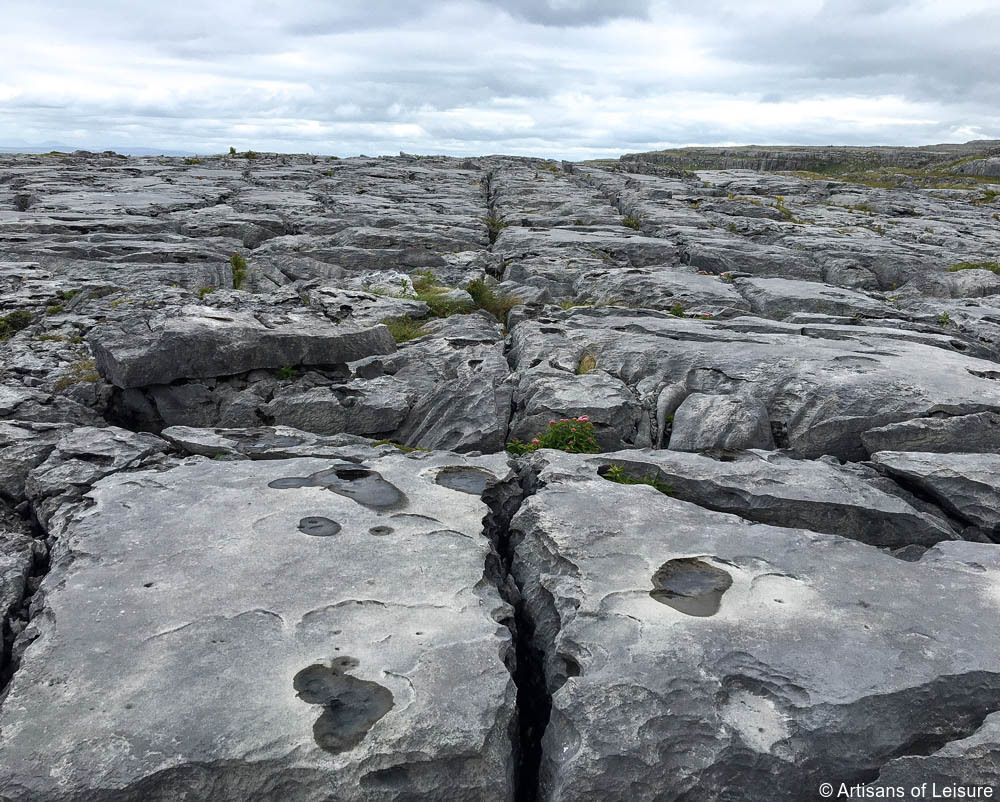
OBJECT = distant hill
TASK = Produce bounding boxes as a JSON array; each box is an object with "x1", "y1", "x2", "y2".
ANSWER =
[
  {"x1": 0, "y1": 144, "x2": 196, "y2": 157},
  {"x1": 617, "y1": 140, "x2": 1000, "y2": 174}
]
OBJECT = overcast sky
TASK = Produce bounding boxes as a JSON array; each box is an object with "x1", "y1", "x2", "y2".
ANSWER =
[{"x1": 1, "y1": 0, "x2": 997, "y2": 159}]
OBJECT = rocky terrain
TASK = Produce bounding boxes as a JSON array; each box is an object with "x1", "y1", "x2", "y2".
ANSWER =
[{"x1": 1, "y1": 144, "x2": 999, "y2": 800}]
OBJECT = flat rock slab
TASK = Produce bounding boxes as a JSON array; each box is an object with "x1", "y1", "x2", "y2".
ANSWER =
[
  {"x1": 511, "y1": 451, "x2": 1000, "y2": 800},
  {"x1": 508, "y1": 307, "x2": 1000, "y2": 459},
  {"x1": 88, "y1": 305, "x2": 396, "y2": 388},
  {"x1": 871, "y1": 451, "x2": 1000, "y2": 532},
  {"x1": 733, "y1": 277, "x2": 891, "y2": 320},
  {"x1": 593, "y1": 448, "x2": 954, "y2": 547},
  {"x1": 0, "y1": 452, "x2": 516, "y2": 801},
  {"x1": 862, "y1": 412, "x2": 1000, "y2": 454}
]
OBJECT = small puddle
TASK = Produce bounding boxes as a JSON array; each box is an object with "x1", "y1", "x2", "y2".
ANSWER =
[
  {"x1": 434, "y1": 467, "x2": 496, "y2": 495},
  {"x1": 269, "y1": 477, "x2": 314, "y2": 489},
  {"x1": 293, "y1": 657, "x2": 394, "y2": 754},
  {"x1": 650, "y1": 557, "x2": 732, "y2": 617},
  {"x1": 298, "y1": 517, "x2": 342, "y2": 537},
  {"x1": 268, "y1": 464, "x2": 406, "y2": 510},
  {"x1": 368, "y1": 525, "x2": 394, "y2": 536}
]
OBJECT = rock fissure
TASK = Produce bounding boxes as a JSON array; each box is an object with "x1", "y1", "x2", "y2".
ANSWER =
[
  {"x1": 481, "y1": 458, "x2": 550, "y2": 802},
  {"x1": 0, "y1": 512, "x2": 50, "y2": 702}
]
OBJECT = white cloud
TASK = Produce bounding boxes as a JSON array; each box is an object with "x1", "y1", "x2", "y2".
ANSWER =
[{"x1": 0, "y1": 0, "x2": 996, "y2": 158}]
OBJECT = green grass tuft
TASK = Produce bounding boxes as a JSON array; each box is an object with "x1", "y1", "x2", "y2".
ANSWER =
[
  {"x1": 948, "y1": 261, "x2": 1000, "y2": 275},
  {"x1": 601, "y1": 464, "x2": 673, "y2": 495},
  {"x1": 482, "y1": 212, "x2": 508, "y2": 244},
  {"x1": 53, "y1": 357, "x2": 100, "y2": 391},
  {"x1": 466, "y1": 279, "x2": 521, "y2": 323},
  {"x1": 0, "y1": 309, "x2": 32, "y2": 341},
  {"x1": 381, "y1": 316, "x2": 429, "y2": 343},
  {"x1": 230, "y1": 252, "x2": 248, "y2": 289}
]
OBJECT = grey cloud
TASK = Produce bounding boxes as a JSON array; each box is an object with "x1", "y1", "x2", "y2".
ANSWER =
[
  {"x1": 486, "y1": 0, "x2": 652, "y2": 26},
  {"x1": 703, "y1": 5, "x2": 1000, "y2": 105},
  {"x1": 0, "y1": 0, "x2": 997, "y2": 158}
]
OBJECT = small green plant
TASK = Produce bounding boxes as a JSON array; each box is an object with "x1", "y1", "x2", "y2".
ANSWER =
[
  {"x1": 773, "y1": 195, "x2": 805, "y2": 223},
  {"x1": 243, "y1": 150, "x2": 258, "y2": 160},
  {"x1": 0, "y1": 309, "x2": 32, "y2": 341},
  {"x1": 573, "y1": 218, "x2": 585, "y2": 226},
  {"x1": 601, "y1": 464, "x2": 673, "y2": 496},
  {"x1": 972, "y1": 189, "x2": 999, "y2": 206},
  {"x1": 669, "y1": 302, "x2": 686, "y2": 317},
  {"x1": 466, "y1": 279, "x2": 521, "y2": 323},
  {"x1": 230, "y1": 252, "x2": 248, "y2": 289},
  {"x1": 184, "y1": 157, "x2": 202, "y2": 165},
  {"x1": 937, "y1": 312, "x2": 952, "y2": 328},
  {"x1": 559, "y1": 299, "x2": 593, "y2": 310},
  {"x1": 506, "y1": 416, "x2": 601, "y2": 455},
  {"x1": 53, "y1": 357, "x2": 100, "y2": 391},
  {"x1": 45, "y1": 303, "x2": 64, "y2": 315},
  {"x1": 275, "y1": 365, "x2": 297, "y2": 381},
  {"x1": 482, "y1": 212, "x2": 508, "y2": 244},
  {"x1": 621, "y1": 215, "x2": 642, "y2": 230},
  {"x1": 948, "y1": 261, "x2": 1000, "y2": 275},
  {"x1": 408, "y1": 271, "x2": 472, "y2": 318},
  {"x1": 229, "y1": 146, "x2": 237, "y2": 156},
  {"x1": 381, "y1": 316, "x2": 429, "y2": 343},
  {"x1": 55, "y1": 289, "x2": 79, "y2": 301},
  {"x1": 197, "y1": 286, "x2": 214, "y2": 299}
]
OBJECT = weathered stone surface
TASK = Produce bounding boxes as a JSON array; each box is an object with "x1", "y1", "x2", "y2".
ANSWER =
[
  {"x1": 0, "y1": 451, "x2": 516, "y2": 801},
  {"x1": 594, "y1": 448, "x2": 954, "y2": 547},
  {"x1": 89, "y1": 306, "x2": 396, "y2": 388},
  {"x1": 3, "y1": 148, "x2": 1000, "y2": 799},
  {"x1": 871, "y1": 451, "x2": 1000, "y2": 532},
  {"x1": 509, "y1": 451, "x2": 1000, "y2": 800},
  {"x1": 263, "y1": 378, "x2": 411, "y2": 437},
  {"x1": 508, "y1": 307, "x2": 1000, "y2": 459},
  {"x1": 862, "y1": 412, "x2": 1000, "y2": 454},
  {"x1": 23, "y1": 425, "x2": 171, "y2": 526},
  {"x1": 0, "y1": 504, "x2": 38, "y2": 679},
  {"x1": 733, "y1": 277, "x2": 892, "y2": 320},
  {"x1": 667, "y1": 393, "x2": 775, "y2": 452},
  {"x1": 0, "y1": 421, "x2": 71, "y2": 500},
  {"x1": 160, "y1": 425, "x2": 379, "y2": 460}
]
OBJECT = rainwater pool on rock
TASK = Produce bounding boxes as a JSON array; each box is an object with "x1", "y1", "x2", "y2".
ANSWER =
[{"x1": 649, "y1": 557, "x2": 733, "y2": 616}]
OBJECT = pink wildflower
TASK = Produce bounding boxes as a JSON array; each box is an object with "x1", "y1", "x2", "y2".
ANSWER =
[
  {"x1": 531, "y1": 438, "x2": 541, "y2": 444},
  {"x1": 577, "y1": 415, "x2": 590, "y2": 422}
]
